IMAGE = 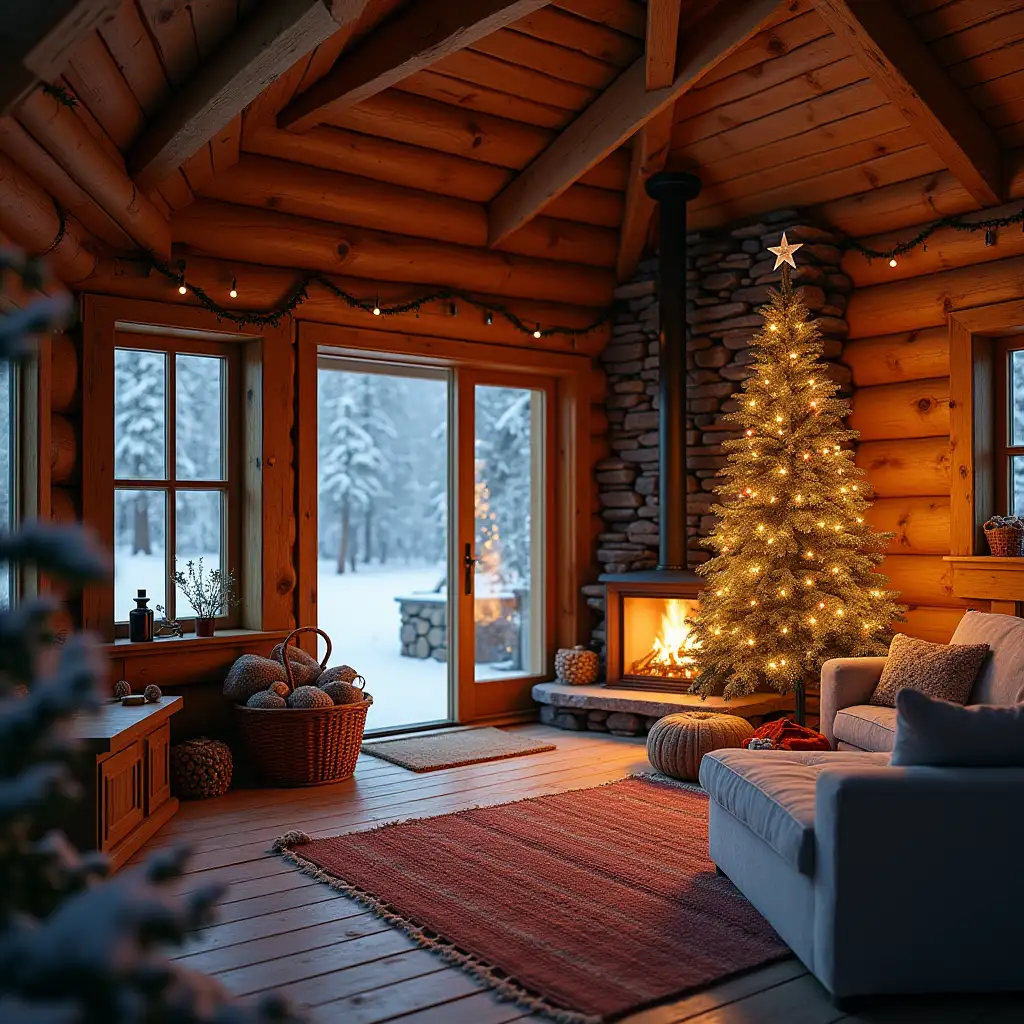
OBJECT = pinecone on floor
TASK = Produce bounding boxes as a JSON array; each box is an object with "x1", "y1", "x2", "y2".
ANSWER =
[
  {"x1": 555, "y1": 646, "x2": 599, "y2": 685},
  {"x1": 170, "y1": 738, "x2": 233, "y2": 799}
]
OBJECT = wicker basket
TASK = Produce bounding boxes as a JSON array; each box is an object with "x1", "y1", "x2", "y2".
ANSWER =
[
  {"x1": 235, "y1": 627, "x2": 372, "y2": 786},
  {"x1": 984, "y1": 517, "x2": 1024, "y2": 557}
]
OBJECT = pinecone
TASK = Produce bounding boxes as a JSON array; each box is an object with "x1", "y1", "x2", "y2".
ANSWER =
[
  {"x1": 144, "y1": 684, "x2": 162, "y2": 703},
  {"x1": 271, "y1": 644, "x2": 323, "y2": 687},
  {"x1": 246, "y1": 690, "x2": 287, "y2": 709},
  {"x1": 287, "y1": 686, "x2": 333, "y2": 710},
  {"x1": 114, "y1": 680, "x2": 132, "y2": 699},
  {"x1": 269, "y1": 680, "x2": 290, "y2": 698},
  {"x1": 554, "y1": 646, "x2": 599, "y2": 685},
  {"x1": 319, "y1": 664, "x2": 359, "y2": 687},
  {"x1": 223, "y1": 654, "x2": 287, "y2": 704},
  {"x1": 170, "y1": 738, "x2": 232, "y2": 799},
  {"x1": 321, "y1": 680, "x2": 365, "y2": 706}
]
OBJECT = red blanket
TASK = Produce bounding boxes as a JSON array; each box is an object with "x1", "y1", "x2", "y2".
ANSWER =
[{"x1": 742, "y1": 717, "x2": 831, "y2": 751}]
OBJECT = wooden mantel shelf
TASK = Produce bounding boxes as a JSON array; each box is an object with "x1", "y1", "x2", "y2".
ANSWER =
[{"x1": 943, "y1": 557, "x2": 1024, "y2": 615}]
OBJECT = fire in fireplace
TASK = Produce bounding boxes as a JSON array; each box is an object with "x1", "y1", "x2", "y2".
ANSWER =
[{"x1": 626, "y1": 597, "x2": 700, "y2": 680}]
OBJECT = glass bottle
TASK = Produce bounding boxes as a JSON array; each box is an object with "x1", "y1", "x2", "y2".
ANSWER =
[{"x1": 129, "y1": 589, "x2": 154, "y2": 642}]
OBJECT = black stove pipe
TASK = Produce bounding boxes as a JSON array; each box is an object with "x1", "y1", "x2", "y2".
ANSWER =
[{"x1": 644, "y1": 170, "x2": 702, "y2": 572}]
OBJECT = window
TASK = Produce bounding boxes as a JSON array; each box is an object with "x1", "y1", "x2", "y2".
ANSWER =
[
  {"x1": 113, "y1": 339, "x2": 240, "y2": 631},
  {"x1": 995, "y1": 340, "x2": 1024, "y2": 516},
  {"x1": 0, "y1": 359, "x2": 15, "y2": 607}
]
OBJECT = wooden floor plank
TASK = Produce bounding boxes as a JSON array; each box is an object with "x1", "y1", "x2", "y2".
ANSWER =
[{"x1": 142, "y1": 725, "x2": 1016, "y2": 1024}]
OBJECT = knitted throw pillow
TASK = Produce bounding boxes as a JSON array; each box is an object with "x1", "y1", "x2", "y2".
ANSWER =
[{"x1": 870, "y1": 633, "x2": 990, "y2": 708}]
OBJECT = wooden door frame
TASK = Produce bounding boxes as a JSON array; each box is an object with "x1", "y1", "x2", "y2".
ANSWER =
[{"x1": 296, "y1": 322, "x2": 594, "y2": 724}]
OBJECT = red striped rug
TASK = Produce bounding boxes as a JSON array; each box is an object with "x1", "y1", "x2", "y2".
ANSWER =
[{"x1": 274, "y1": 776, "x2": 788, "y2": 1023}]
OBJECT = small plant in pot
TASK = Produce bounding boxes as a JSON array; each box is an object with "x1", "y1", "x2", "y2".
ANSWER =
[{"x1": 172, "y1": 558, "x2": 239, "y2": 636}]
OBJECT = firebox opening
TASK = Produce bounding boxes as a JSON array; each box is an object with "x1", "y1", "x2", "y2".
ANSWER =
[{"x1": 622, "y1": 596, "x2": 701, "y2": 682}]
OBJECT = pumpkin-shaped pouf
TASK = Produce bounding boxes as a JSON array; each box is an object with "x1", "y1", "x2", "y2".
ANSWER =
[
  {"x1": 554, "y1": 645, "x2": 600, "y2": 685},
  {"x1": 647, "y1": 712, "x2": 754, "y2": 781},
  {"x1": 170, "y1": 737, "x2": 233, "y2": 799}
]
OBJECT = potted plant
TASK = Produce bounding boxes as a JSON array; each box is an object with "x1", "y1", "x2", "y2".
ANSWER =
[{"x1": 172, "y1": 559, "x2": 239, "y2": 636}]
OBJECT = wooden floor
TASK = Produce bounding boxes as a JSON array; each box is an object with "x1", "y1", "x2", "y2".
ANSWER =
[{"x1": 142, "y1": 725, "x2": 1022, "y2": 1024}]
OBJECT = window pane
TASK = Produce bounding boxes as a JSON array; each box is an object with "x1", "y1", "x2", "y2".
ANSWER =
[
  {"x1": 0, "y1": 360, "x2": 13, "y2": 608},
  {"x1": 474, "y1": 385, "x2": 544, "y2": 681},
  {"x1": 177, "y1": 354, "x2": 225, "y2": 480},
  {"x1": 175, "y1": 490, "x2": 224, "y2": 616},
  {"x1": 1012, "y1": 457, "x2": 1024, "y2": 518},
  {"x1": 1012, "y1": 350, "x2": 1024, "y2": 447},
  {"x1": 115, "y1": 349, "x2": 166, "y2": 480},
  {"x1": 114, "y1": 489, "x2": 166, "y2": 622}
]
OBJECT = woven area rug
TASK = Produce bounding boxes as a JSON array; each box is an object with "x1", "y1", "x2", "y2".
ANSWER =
[
  {"x1": 360, "y1": 726, "x2": 555, "y2": 772},
  {"x1": 274, "y1": 776, "x2": 788, "y2": 1022}
]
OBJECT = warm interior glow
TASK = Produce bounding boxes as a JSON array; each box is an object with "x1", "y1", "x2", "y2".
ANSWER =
[{"x1": 627, "y1": 598, "x2": 700, "y2": 680}]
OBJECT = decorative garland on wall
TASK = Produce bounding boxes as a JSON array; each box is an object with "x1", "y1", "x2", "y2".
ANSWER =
[
  {"x1": 845, "y1": 206, "x2": 1024, "y2": 266},
  {"x1": 145, "y1": 260, "x2": 610, "y2": 339}
]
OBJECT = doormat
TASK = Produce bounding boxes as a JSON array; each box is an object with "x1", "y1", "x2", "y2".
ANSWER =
[
  {"x1": 274, "y1": 776, "x2": 788, "y2": 1022},
  {"x1": 361, "y1": 726, "x2": 555, "y2": 772}
]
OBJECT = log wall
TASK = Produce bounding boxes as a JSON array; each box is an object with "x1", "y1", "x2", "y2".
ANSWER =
[{"x1": 842, "y1": 215, "x2": 1024, "y2": 642}]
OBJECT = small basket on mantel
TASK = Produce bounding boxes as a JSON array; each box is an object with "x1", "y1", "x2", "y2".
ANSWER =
[
  {"x1": 984, "y1": 516, "x2": 1024, "y2": 557},
  {"x1": 235, "y1": 627, "x2": 372, "y2": 786}
]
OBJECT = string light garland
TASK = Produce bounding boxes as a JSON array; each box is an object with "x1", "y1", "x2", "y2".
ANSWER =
[
  {"x1": 148, "y1": 260, "x2": 610, "y2": 340},
  {"x1": 845, "y1": 205, "x2": 1024, "y2": 266}
]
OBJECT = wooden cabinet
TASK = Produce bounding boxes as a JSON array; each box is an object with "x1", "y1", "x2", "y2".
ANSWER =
[{"x1": 70, "y1": 696, "x2": 183, "y2": 871}]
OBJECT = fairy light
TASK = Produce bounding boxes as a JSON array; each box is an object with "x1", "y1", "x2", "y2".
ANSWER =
[
  {"x1": 229, "y1": 279, "x2": 238, "y2": 299},
  {"x1": 178, "y1": 284, "x2": 187, "y2": 295},
  {"x1": 889, "y1": 257, "x2": 898, "y2": 268},
  {"x1": 769, "y1": 323, "x2": 778, "y2": 331},
  {"x1": 778, "y1": 588, "x2": 788, "y2": 598},
  {"x1": 835, "y1": 608, "x2": 845, "y2": 617},
  {"x1": 804, "y1": 577, "x2": 813, "y2": 586},
  {"x1": 533, "y1": 326, "x2": 542, "y2": 338},
  {"x1": 747, "y1": 638, "x2": 755, "y2": 646}
]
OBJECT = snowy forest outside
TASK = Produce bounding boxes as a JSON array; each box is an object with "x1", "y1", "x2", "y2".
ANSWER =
[
  {"x1": 0, "y1": 361, "x2": 12, "y2": 608},
  {"x1": 316, "y1": 363, "x2": 540, "y2": 730}
]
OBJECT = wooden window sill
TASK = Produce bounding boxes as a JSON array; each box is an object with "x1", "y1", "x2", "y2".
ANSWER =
[
  {"x1": 942, "y1": 556, "x2": 1024, "y2": 613},
  {"x1": 106, "y1": 629, "x2": 292, "y2": 659}
]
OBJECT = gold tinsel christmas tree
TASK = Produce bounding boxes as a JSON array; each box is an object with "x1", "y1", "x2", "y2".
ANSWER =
[{"x1": 689, "y1": 235, "x2": 904, "y2": 701}]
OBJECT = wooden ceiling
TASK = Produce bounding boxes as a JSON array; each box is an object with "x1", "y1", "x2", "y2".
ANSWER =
[{"x1": 3, "y1": 0, "x2": 1023, "y2": 317}]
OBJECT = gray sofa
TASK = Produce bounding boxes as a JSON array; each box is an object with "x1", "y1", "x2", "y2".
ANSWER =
[
  {"x1": 820, "y1": 611, "x2": 1024, "y2": 751},
  {"x1": 698, "y1": 611, "x2": 1024, "y2": 1001}
]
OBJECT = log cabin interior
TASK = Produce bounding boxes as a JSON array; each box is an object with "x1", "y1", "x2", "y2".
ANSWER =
[{"x1": 2, "y1": 0, "x2": 1024, "y2": 1021}]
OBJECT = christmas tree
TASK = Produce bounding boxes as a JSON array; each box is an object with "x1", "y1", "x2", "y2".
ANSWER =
[{"x1": 689, "y1": 234, "x2": 904, "y2": 701}]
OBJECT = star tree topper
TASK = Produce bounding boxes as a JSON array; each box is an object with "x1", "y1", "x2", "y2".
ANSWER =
[{"x1": 768, "y1": 231, "x2": 803, "y2": 270}]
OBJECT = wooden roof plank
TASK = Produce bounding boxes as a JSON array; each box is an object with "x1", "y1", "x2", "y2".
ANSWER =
[
  {"x1": 552, "y1": 0, "x2": 647, "y2": 40},
  {"x1": 646, "y1": 0, "x2": 684, "y2": 90},
  {"x1": 487, "y1": 0, "x2": 779, "y2": 246},
  {"x1": 278, "y1": 1, "x2": 552, "y2": 131},
  {"x1": 129, "y1": 0, "x2": 368, "y2": 189},
  {"x1": 815, "y1": 0, "x2": 1004, "y2": 207},
  {"x1": 509, "y1": 8, "x2": 642, "y2": 66},
  {"x1": 97, "y1": 0, "x2": 170, "y2": 118}
]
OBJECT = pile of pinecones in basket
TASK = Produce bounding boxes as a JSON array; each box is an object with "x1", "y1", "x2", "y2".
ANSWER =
[{"x1": 223, "y1": 644, "x2": 372, "y2": 709}]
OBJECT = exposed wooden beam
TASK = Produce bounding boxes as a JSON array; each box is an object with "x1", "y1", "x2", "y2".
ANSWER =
[
  {"x1": 278, "y1": 0, "x2": 551, "y2": 132},
  {"x1": 815, "y1": 0, "x2": 1003, "y2": 208},
  {"x1": 488, "y1": 0, "x2": 778, "y2": 247},
  {"x1": 645, "y1": 0, "x2": 682, "y2": 90},
  {"x1": 1, "y1": 0, "x2": 120, "y2": 115},
  {"x1": 616, "y1": 108, "x2": 673, "y2": 281},
  {"x1": 129, "y1": 0, "x2": 369, "y2": 189}
]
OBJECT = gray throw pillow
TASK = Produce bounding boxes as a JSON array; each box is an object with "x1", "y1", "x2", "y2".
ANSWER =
[
  {"x1": 891, "y1": 688, "x2": 1024, "y2": 767},
  {"x1": 870, "y1": 633, "x2": 989, "y2": 707}
]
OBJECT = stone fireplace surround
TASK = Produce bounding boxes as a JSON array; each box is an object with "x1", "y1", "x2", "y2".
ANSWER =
[{"x1": 536, "y1": 209, "x2": 852, "y2": 736}]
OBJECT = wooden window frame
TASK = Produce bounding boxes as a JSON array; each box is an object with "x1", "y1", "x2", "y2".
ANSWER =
[
  {"x1": 994, "y1": 336, "x2": 1024, "y2": 517},
  {"x1": 111, "y1": 334, "x2": 243, "y2": 635},
  {"x1": 82, "y1": 295, "x2": 296, "y2": 644},
  {"x1": 295, "y1": 322, "x2": 594, "y2": 725}
]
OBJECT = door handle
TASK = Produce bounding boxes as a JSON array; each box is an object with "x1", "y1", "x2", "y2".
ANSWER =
[{"x1": 464, "y1": 543, "x2": 480, "y2": 595}]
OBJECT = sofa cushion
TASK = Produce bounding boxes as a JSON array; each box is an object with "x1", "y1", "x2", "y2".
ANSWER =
[
  {"x1": 892, "y1": 688, "x2": 1024, "y2": 767},
  {"x1": 869, "y1": 633, "x2": 989, "y2": 707},
  {"x1": 950, "y1": 611, "x2": 1024, "y2": 706},
  {"x1": 699, "y1": 749, "x2": 889, "y2": 875},
  {"x1": 833, "y1": 704, "x2": 897, "y2": 752}
]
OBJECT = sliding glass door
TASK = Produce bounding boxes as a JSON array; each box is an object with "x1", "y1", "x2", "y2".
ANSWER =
[{"x1": 316, "y1": 357, "x2": 554, "y2": 733}]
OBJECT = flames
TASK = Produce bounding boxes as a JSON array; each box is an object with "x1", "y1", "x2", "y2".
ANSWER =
[{"x1": 631, "y1": 599, "x2": 700, "y2": 679}]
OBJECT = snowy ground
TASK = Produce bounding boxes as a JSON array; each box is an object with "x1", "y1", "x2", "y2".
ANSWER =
[{"x1": 317, "y1": 560, "x2": 451, "y2": 732}]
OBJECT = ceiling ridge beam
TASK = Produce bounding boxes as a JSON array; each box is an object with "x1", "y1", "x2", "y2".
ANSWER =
[
  {"x1": 814, "y1": 0, "x2": 1004, "y2": 208},
  {"x1": 278, "y1": 0, "x2": 552, "y2": 133},
  {"x1": 129, "y1": 0, "x2": 369, "y2": 190},
  {"x1": 488, "y1": 0, "x2": 780, "y2": 248}
]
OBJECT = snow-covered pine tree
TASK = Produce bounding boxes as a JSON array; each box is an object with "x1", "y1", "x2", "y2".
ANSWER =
[{"x1": 689, "y1": 252, "x2": 904, "y2": 701}]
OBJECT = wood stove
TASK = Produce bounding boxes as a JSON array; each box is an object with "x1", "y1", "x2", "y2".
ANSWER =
[{"x1": 602, "y1": 172, "x2": 706, "y2": 694}]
